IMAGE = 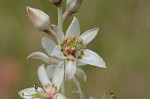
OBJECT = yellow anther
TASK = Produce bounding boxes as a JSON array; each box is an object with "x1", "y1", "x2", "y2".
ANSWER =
[
  {"x1": 61, "y1": 48, "x2": 63, "y2": 52},
  {"x1": 71, "y1": 58, "x2": 75, "y2": 62},
  {"x1": 67, "y1": 58, "x2": 71, "y2": 61},
  {"x1": 67, "y1": 39, "x2": 72, "y2": 44},
  {"x1": 77, "y1": 55, "x2": 82, "y2": 59},
  {"x1": 63, "y1": 52, "x2": 67, "y2": 56},
  {"x1": 54, "y1": 86, "x2": 57, "y2": 91},
  {"x1": 81, "y1": 50, "x2": 84, "y2": 55},
  {"x1": 67, "y1": 58, "x2": 74, "y2": 62},
  {"x1": 78, "y1": 42, "x2": 83, "y2": 45},
  {"x1": 77, "y1": 38, "x2": 83, "y2": 44},
  {"x1": 44, "y1": 83, "x2": 51, "y2": 88},
  {"x1": 52, "y1": 83, "x2": 55, "y2": 87},
  {"x1": 77, "y1": 51, "x2": 84, "y2": 59},
  {"x1": 61, "y1": 41, "x2": 65, "y2": 46},
  {"x1": 77, "y1": 43, "x2": 83, "y2": 46},
  {"x1": 68, "y1": 50, "x2": 73, "y2": 53},
  {"x1": 71, "y1": 35, "x2": 76, "y2": 41},
  {"x1": 51, "y1": 83, "x2": 57, "y2": 91},
  {"x1": 65, "y1": 46, "x2": 71, "y2": 51},
  {"x1": 71, "y1": 47, "x2": 75, "y2": 50}
]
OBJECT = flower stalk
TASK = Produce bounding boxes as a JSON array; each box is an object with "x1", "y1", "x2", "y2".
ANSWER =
[
  {"x1": 57, "y1": 6, "x2": 63, "y2": 30},
  {"x1": 57, "y1": 5, "x2": 67, "y2": 96}
]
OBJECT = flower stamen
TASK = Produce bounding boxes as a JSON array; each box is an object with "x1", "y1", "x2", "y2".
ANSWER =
[
  {"x1": 33, "y1": 83, "x2": 38, "y2": 90},
  {"x1": 44, "y1": 83, "x2": 51, "y2": 89},
  {"x1": 61, "y1": 35, "x2": 83, "y2": 57}
]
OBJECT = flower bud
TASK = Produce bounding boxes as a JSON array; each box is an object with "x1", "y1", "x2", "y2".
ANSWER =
[
  {"x1": 63, "y1": 0, "x2": 82, "y2": 20},
  {"x1": 49, "y1": 0, "x2": 62, "y2": 7},
  {"x1": 66, "y1": 0, "x2": 82, "y2": 12},
  {"x1": 26, "y1": 6, "x2": 51, "y2": 32}
]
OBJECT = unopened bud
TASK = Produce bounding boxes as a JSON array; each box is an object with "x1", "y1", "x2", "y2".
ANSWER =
[
  {"x1": 63, "y1": 0, "x2": 82, "y2": 20},
  {"x1": 49, "y1": 0, "x2": 62, "y2": 7},
  {"x1": 26, "y1": 6, "x2": 52, "y2": 32},
  {"x1": 66, "y1": 0, "x2": 82, "y2": 12}
]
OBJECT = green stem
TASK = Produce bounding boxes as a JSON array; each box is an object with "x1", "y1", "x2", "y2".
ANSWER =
[
  {"x1": 57, "y1": 7, "x2": 63, "y2": 30},
  {"x1": 61, "y1": 77, "x2": 66, "y2": 95},
  {"x1": 61, "y1": 61, "x2": 67, "y2": 96},
  {"x1": 57, "y1": 6, "x2": 66, "y2": 96}
]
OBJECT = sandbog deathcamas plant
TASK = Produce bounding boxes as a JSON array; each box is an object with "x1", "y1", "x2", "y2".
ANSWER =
[{"x1": 18, "y1": 0, "x2": 115, "y2": 99}]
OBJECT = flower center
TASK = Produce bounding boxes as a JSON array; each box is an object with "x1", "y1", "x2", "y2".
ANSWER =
[
  {"x1": 23, "y1": 83, "x2": 57, "y2": 99},
  {"x1": 61, "y1": 35, "x2": 83, "y2": 57}
]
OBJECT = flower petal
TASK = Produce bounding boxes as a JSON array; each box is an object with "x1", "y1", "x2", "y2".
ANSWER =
[
  {"x1": 76, "y1": 60, "x2": 87, "y2": 66},
  {"x1": 46, "y1": 65, "x2": 57, "y2": 79},
  {"x1": 38, "y1": 64, "x2": 51, "y2": 92},
  {"x1": 65, "y1": 17, "x2": 80, "y2": 39},
  {"x1": 51, "y1": 45, "x2": 66, "y2": 59},
  {"x1": 41, "y1": 37, "x2": 57, "y2": 56},
  {"x1": 51, "y1": 25, "x2": 65, "y2": 44},
  {"x1": 52, "y1": 62, "x2": 64, "y2": 91},
  {"x1": 18, "y1": 87, "x2": 44, "y2": 99},
  {"x1": 79, "y1": 27, "x2": 99, "y2": 45},
  {"x1": 79, "y1": 49, "x2": 106, "y2": 68},
  {"x1": 27, "y1": 51, "x2": 60, "y2": 64},
  {"x1": 54, "y1": 93, "x2": 67, "y2": 99},
  {"x1": 65, "y1": 59, "x2": 76, "y2": 82},
  {"x1": 75, "y1": 68, "x2": 87, "y2": 82}
]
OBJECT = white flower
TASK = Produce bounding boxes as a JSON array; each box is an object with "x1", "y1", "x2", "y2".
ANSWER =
[
  {"x1": 51, "y1": 17, "x2": 106, "y2": 82},
  {"x1": 28, "y1": 36, "x2": 87, "y2": 98},
  {"x1": 27, "y1": 37, "x2": 63, "y2": 80},
  {"x1": 18, "y1": 64, "x2": 66, "y2": 99},
  {"x1": 46, "y1": 65, "x2": 87, "y2": 98},
  {"x1": 28, "y1": 17, "x2": 106, "y2": 82}
]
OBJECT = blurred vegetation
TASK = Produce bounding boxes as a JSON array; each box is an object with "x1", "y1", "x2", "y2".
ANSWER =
[{"x1": 0, "y1": 0, "x2": 150, "y2": 99}]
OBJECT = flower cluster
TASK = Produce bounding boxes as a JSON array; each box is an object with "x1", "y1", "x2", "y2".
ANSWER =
[{"x1": 18, "y1": 0, "x2": 107, "y2": 99}]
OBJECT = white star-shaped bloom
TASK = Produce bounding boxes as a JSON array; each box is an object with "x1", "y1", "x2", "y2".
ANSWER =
[
  {"x1": 28, "y1": 17, "x2": 106, "y2": 82},
  {"x1": 18, "y1": 64, "x2": 66, "y2": 99},
  {"x1": 51, "y1": 17, "x2": 106, "y2": 82},
  {"x1": 27, "y1": 36, "x2": 87, "y2": 97}
]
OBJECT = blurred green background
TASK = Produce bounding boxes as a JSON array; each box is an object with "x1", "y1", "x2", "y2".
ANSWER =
[{"x1": 0, "y1": 0, "x2": 150, "y2": 99}]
